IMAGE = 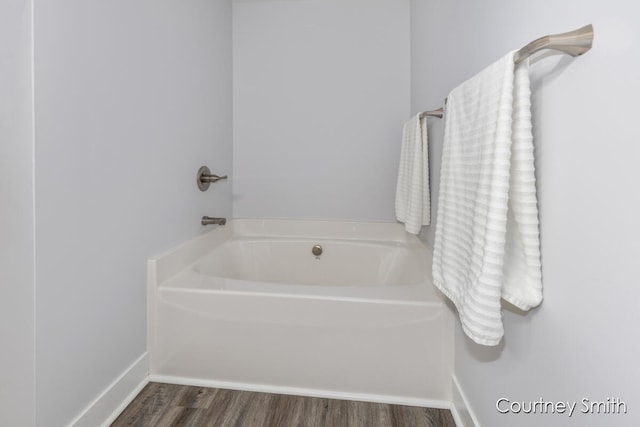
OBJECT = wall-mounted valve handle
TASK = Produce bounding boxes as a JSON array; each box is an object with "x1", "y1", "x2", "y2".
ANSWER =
[
  {"x1": 201, "y1": 173, "x2": 227, "y2": 183},
  {"x1": 197, "y1": 166, "x2": 227, "y2": 191}
]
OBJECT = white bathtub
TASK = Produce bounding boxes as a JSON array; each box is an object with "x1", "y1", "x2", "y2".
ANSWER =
[{"x1": 147, "y1": 219, "x2": 453, "y2": 407}]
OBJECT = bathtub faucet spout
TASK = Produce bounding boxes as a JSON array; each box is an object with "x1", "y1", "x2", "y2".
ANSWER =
[{"x1": 201, "y1": 216, "x2": 227, "y2": 226}]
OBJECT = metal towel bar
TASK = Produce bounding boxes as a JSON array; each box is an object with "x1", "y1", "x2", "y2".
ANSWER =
[{"x1": 416, "y1": 24, "x2": 594, "y2": 120}]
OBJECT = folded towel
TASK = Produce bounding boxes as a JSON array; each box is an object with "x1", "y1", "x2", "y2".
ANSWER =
[
  {"x1": 432, "y1": 52, "x2": 542, "y2": 346},
  {"x1": 395, "y1": 114, "x2": 430, "y2": 234}
]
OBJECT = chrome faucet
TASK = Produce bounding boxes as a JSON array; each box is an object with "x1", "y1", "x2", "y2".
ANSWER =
[{"x1": 201, "y1": 216, "x2": 226, "y2": 226}]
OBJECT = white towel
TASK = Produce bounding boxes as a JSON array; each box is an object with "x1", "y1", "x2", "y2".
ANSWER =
[
  {"x1": 395, "y1": 114, "x2": 430, "y2": 234},
  {"x1": 432, "y1": 51, "x2": 542, "y2": 346}
]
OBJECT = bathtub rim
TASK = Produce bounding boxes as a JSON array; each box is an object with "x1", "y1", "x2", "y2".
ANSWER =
[
  {"x1": 149, "y1": 218, "x2": 442, "y2": 304},
  {"x1": 149, "y1": 218, "x2": 432, "y2": 281}
]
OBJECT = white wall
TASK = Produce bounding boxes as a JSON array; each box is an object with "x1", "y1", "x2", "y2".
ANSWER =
[
  {"x1": 233, "y1": 0, "x2": 410, "y2": 222},
  {"x1": 411, "y1": 1, "x2": 640, "y2": 426},
  {"x1": 0, "y1": 1, "x2": 35, "y2": 426},
  {"x1": 33, "y1": 1, "x2": 233, "y2": 425}
]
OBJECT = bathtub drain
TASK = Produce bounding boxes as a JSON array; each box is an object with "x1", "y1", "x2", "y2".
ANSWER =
[{"x1": 312, "y1": 244, "x2": 323, "y2": 258}]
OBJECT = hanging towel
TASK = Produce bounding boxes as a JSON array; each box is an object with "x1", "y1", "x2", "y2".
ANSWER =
[
  {"x1": 395, "y1": 114, "x2": 430, "y2": 234},
  {"x1": 432, "y1": 52, "x2": 542, "y2": 346}
]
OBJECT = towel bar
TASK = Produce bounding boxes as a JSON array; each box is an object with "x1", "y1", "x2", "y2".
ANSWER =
[
  {"x1": 417, "y1": 24, "x2": 594, "y2": 120},
  {"x1": 419, "y1": 107, "x2": 444, "y2": 120},
  {"x1": 514, "y1": 24, "x2": 593, "y2": 64}
]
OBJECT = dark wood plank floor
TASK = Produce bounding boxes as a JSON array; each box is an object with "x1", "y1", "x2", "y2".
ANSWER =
[{"x1": 111, "y1": 383, "x2": 456, "y2": 427}]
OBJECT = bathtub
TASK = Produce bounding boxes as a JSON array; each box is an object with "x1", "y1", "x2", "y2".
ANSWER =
[{"x1": 147, "y1": 219, "x2": 453, "y2": 407}]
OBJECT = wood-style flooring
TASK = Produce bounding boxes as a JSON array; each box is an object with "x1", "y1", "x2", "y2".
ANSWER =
[{"x1": 111, "y1": 383, "x2": 456, "y2": 427}]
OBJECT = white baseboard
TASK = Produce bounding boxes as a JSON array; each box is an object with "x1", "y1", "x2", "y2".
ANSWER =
[
  {"x1": 67, "y1": 355, "x2": 455, "y2": 427},
  {"x1": 450, "y1": 375, "x2": 479, "y2": 427},
  {"x1": 149, "y1": 374, "x2": 451, "y2": 410},
  {"x1": 70, "y1": 352, "x2": 149, "y2": 427}
]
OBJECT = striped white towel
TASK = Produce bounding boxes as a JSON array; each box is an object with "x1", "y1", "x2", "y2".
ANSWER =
[
  {"x1": 432, "y1": 51, "x2": 542, "y2": 346},
  {"x1": 395, "y1": 114, "x2": 430, "y2": 234}
]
